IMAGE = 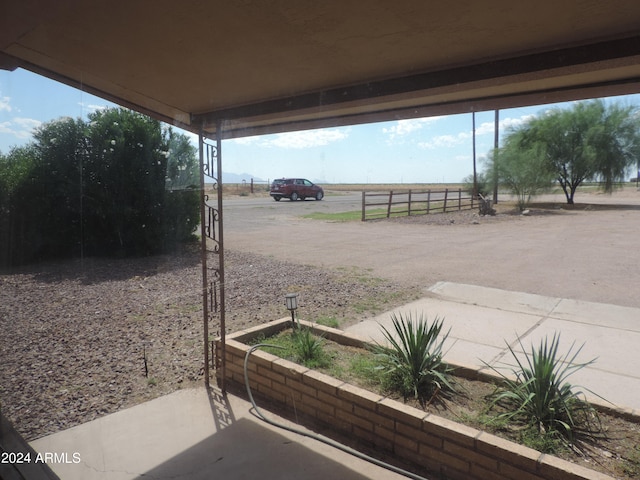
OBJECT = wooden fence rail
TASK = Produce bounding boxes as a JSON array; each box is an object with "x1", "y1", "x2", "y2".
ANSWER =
[{"x1": 361, "y1": 188, "x2": 476, "y2": 221}]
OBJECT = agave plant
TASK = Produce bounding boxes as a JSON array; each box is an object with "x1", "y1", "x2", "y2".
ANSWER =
[
  {"x1": 486, "y1": 333, "x2": 604, "y2": 445},
  {"x1": 372, "y1": 312, "x2": 454, "y2": 401}
]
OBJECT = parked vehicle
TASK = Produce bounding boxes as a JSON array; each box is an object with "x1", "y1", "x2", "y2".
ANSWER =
[{"x1": 270, "y1": 178, "x2": 324, "y2": 201}]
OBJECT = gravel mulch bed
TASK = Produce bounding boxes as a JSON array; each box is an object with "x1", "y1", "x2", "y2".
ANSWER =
[{"x1": 0, "y1": 246, "x2": 420, "y2": 441}]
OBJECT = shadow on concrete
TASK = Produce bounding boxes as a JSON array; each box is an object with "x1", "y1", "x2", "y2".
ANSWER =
[{"x1": 134, "y1": 415, "x2": 377, "y2": 480}]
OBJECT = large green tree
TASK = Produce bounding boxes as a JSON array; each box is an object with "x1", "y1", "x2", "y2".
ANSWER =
[
  {"x1": 485, "y1": 142, "x2": 555, "y2": 211},
  {"x1": 0, "y1": 145, "x2": 41, "y2": 266},
  {"x1": 83, "y1": 108, "x2": 168, "y2": 256},
  {"x1": 0, "y1": 108, "x2": 200, "y2": 266},
  {"x1": 501, "y1": 100, "x2": 640, "y2": 204}
]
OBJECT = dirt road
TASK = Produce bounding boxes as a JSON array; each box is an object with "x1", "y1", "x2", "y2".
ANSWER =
[{"x1": 224, "y1": 188, "x2": 640, "y2": 309}]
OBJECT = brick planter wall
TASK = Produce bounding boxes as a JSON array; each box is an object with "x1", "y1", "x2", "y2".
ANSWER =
[{"x1": 215, "y1": 318, "x2": 615, "y2": 480}]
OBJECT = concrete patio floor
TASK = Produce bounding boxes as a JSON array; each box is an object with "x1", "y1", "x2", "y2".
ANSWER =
[{"x1": 30, "y1": 387, "x2": 412, "y2": 480}]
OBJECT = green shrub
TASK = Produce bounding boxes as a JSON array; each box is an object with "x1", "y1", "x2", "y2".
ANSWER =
[
  {"x1": 371, "y1": 312, "x2": 454, "y2": 402},
  {"x1": 0, "y1": 109, "x2": 200, "y2": 266},
  {"x1": 485, "y1": 333, "x2": 604, "y2": 446},
  {"x1": 292, "y1": 327, "x2": 327, "y2": 367}
]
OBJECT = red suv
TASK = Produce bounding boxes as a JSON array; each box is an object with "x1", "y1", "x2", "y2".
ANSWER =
[{"x1": 270, "y1": 178, "x2": 324, "y2": 201}]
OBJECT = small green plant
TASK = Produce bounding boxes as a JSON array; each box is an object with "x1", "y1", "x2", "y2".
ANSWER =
[
  {"x1": 619, "y1": 444, "x2": 640, "y2": 477},
  {"x1": 249, "y1": 328, "x2": 329, "y2": 368},
  {"x1": 485, "y1": 333, "x2": 604, "y2": 447},
  {"x1": 315, "y1": 316, "x2": 340, "y2": 329},
  {"x1": 518, "y1": 425, "x2": 567, "y2": 455},
  {"x1": 371, "y1": 312, "x2": 454, "y2": 402},
  {"x1": 292, "y1": 327, "x2": 325, "y2": 364}
]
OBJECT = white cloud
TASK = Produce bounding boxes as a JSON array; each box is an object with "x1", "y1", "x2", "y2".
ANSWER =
[
  {"x1": 231, "y1": 128, "x2": 349, "y2": 149},
  {"x1": 0, "y1": 95, "x2": 11, "y2": 112},
  {"x1": 14, "y1": 117, "x2": 41, "y2": 130},
  {"x1": 416, "y1": 113, "x2": 539, "y2": 150},
  {"x1": 0, "y1": 121, "x2": 13, "y2": 134},
  {"x1": 418, "y1": 131, "x2": 471, "y2": 149},
  {"x1": 0, "y1": 117, "x2": 42, "y2": 141},
  {"x1": 382, "y1": 117, "x2": 442, "y2": 143},
  {"x1": 499, "y1": 113, "x2": 536, "y2": 132},
  {"x1": 475, "y1": 121, "x2": 496, "y2": 136},
  {"x1": 80, "y1": 102, "x2": 109, "y2": 114}
]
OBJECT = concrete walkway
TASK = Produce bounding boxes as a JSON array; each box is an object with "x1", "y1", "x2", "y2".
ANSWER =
[
  {"x1": 30, "y1": 282, "x2": 639, "y2": 479},
  {"x1": 30, "y1": 387, "x2": 410, "y2": 480},
  {"x1": 347, "y1": 282, "x2": 640, "y2": 414}
]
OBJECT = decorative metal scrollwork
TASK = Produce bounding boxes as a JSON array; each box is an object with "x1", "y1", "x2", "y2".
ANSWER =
[
  {"x1": 199, "y1": 128, "x2": 225, "y2": 389},
  {"x1": 205, "y1": 204, "x2": 220, "y2": 252},
  {"x1": 203, "y1": 141, "x2": 218, "y2": 181}
]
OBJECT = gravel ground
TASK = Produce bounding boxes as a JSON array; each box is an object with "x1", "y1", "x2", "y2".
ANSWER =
[{"x1": 0, "y1": 245, "x2": 421, "y2": 441}]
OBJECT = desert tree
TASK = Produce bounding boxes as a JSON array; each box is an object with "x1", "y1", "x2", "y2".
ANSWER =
[
  {"x1": 0, "y1": 108, "x2": 200, "y2": 266},
  {"x1": 505, "y1": 100, "x2": 640, "y2": 204},
  {"x1": 485, "y1": 141, "x2": 555, "y2": 211}
]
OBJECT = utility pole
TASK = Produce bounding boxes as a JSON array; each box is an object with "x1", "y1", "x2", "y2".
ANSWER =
[
  {"x1": 472, "y1": 111, "x2": 477, "y2": 197},
  {"x1": 493, "y1": 110, "x2": 499, "y2": 204}
]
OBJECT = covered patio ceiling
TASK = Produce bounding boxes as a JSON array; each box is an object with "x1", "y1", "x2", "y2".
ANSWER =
[{"x1": 2, "y1": 1, "x2": 640, "y2": 140}]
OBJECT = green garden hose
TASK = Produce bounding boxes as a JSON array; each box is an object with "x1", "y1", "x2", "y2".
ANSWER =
[{"x1": 244, "y1": 344, "x2": 428, "y2": 480}]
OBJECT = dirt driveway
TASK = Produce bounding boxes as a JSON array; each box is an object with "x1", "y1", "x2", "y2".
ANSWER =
[{"x1": 224, "y1": 188, "x2": 640, "y2": 309}]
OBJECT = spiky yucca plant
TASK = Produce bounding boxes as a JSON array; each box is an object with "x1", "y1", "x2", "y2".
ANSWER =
[
  {"x1": 372, "y1": 312, "x2": 454, "y2": 401},
  {"x1": 486, "y1": 333, "x2": 603, "y2": 445}
]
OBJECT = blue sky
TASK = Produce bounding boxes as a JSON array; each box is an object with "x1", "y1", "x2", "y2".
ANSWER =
[{"x1": 2, "y1": 68, "x2": 639, "y2": 184}]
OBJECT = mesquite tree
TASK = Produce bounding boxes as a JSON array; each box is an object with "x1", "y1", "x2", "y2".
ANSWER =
[{"x1": 495, "y1": 100, "x2": 640, "y2": 204}]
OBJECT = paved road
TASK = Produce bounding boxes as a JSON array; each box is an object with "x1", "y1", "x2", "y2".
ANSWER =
[
  {"x1": 222, "y1": 192, "x2": 363, "y2": 230},
  {"x1": 222, "y1": 190, "x2": 640, "y2": 309}
]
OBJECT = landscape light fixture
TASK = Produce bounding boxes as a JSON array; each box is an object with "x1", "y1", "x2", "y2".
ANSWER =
[{"x1": 285, "y1": 293, "x2": 299, "y2": 328}]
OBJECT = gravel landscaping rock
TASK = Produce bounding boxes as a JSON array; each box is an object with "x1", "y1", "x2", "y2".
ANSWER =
[{"x1": 0, "y1": 246, "x2": 419, "y2": 441}]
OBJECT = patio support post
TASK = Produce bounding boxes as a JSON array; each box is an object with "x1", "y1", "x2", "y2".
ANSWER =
[
  {"x1": 198, "y1": 130, "x2": 210, "y2": 387},
  {"x1": 215, "y1": 122, "x2": 226, "y2": 392},
  {"x1": 198, "y1": 123, "x2": 226, "y2": 391}
]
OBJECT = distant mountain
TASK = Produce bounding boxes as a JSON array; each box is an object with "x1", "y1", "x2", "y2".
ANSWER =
[
  {"x1": 204, "y1": 172, "x2": 264, "y2": 183},
  {"x1": 223, "y1": 172, "x2": 263, "y2": 183}
]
